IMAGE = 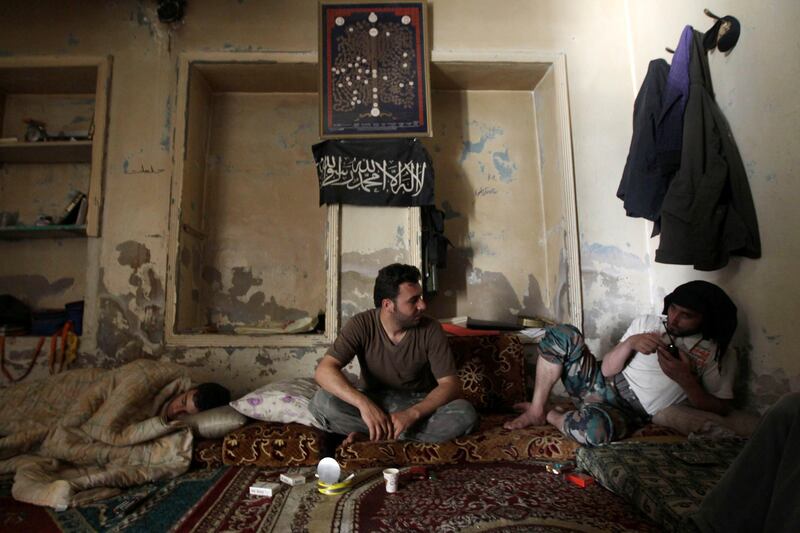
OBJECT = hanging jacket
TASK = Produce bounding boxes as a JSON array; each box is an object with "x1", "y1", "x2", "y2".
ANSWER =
[
  {"x1": 656, "y1": 30, "x2": 761, "y2": 270},
  {"x1": 617, "y1": 26, "x2": 693, "y2": 224}
]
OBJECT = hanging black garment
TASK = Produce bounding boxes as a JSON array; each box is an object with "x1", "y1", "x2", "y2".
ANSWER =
[
  {"x1": 618, "y1": 26, "x2": 693, "y2": 227},
  {"x1": 656, "y1": 30, "x2": 761, "y2": 270},
  {"x1": 312, "y1": 138, "x2": 434, "y2": 207},
  {"x1": 616, "y1": 58, "x2": 671, "y2": 221}
]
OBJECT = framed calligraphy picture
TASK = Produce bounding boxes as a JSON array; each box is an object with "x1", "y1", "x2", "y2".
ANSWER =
[{"x1": 319, "y1": 0, "x2": 432, "y2": 139}]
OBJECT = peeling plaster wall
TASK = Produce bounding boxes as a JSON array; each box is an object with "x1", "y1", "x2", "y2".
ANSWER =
[
  {"x1": 1, "y1": 1, "x2": 797, "y2": 409},
  {"x1": 340, "y1": 206, "x2": 411, "y2": 323},
  {"x1": 421, "y1": 90, "x2": 556, "y2": 322},
  {"x1": 195, "y1": 92, "x2": 325, "y2": 331}
]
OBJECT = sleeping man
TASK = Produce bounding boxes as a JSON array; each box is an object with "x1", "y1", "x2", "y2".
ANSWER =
[
  {"x1": 162, "y1": 382, "x2": 231, "y2": 421},
  {"x1": 0, "y1": 359, "x2": 231, "y2": 508},
  {"x1": 504, "y1": 281, "x2": 739, "y2": 446}
]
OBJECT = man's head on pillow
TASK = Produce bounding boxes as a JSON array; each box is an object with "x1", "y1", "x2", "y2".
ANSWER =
[{"x1": 165, "y1": 382, "x2": 231, "y2": 420}]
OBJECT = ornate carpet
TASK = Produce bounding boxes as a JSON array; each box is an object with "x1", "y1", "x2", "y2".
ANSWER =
[{"x1": 2, "y1": 461, "x2": 658, "y2": 532}]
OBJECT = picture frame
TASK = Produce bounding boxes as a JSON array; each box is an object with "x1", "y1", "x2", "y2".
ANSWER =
[{"x1": 319, "y1": 0, "x2": 432, "y2": 139}]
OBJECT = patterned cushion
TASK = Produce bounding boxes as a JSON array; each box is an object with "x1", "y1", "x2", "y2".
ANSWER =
[
  {"x1": 449, "y1": 335, "x2": 526, "y2": 411},
  {"x1": 335, "y1": 414, "x2": 579, "y2": 469},
  {"x1": 576, "y1": 438, "x2": 746, "y2": 532},
  {"x1": 192, "y1": 438, "x2": 224, "y2": 469},
  {"x1": 222, "y1": 422, "x2": 326, "y2": 467}
]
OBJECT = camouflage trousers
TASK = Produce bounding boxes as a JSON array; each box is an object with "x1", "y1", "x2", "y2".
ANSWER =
[{"x1": 539, "y1": 324, "x2": 649, "y2": 446}]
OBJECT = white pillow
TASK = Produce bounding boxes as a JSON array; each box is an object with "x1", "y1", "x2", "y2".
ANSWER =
[
  {"x1": 181, "y1": 405, "x2": 249, "y2": 439},
  {"x1": 229, "y1": 377, "x2": 323, "y2": 429}
]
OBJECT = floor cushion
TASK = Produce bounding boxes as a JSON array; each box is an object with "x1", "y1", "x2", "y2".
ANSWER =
[
  {"x1": 192, "y1": 438, "x2": 224, "y2": 469},
  {"x1": 449, "y1": 335, "x2": 527, "y2": 410},
  {"x1": 576, "y1": 437, "x2": 746, "y2": 532},
  {"x1": 223, "y1": 422, "x2": 327, "y2": 467},
  {"x1": 335, "y1": 414, "x2": 580, "y2": 469}
]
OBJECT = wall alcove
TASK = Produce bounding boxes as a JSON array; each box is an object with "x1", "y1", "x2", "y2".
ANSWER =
[{"x1": 165, "y1": 50, "x2": 581, "y2": 348}]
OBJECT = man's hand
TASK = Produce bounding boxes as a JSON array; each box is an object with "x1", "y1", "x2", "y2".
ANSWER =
[
  {"x1": 390, "y1": 407, "x2": 422, "y2": 439},
  {"x1": 358, "y1": 399, "x2": 393, "y2": 441},
  {"x1": 656, "y1": 345, "x2": 695, "y2": 387},
  {"x1": 627, "y1": 332, "x2": 666, "y2": 355}
]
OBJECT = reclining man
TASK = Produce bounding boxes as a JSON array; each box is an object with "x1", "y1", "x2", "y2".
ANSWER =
[
  {"x1": 310, "y1": 263, "x2": 478, "y2": 445},
  {"x1": 162, "y1": 382, "x2": 231, "y2": 421},
  {"x1": 505, "y1": 280, "x2": 738, "y2": 446}
]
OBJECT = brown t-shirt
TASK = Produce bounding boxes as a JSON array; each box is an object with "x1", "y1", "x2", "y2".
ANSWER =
[{"x1": 329, "y1": 309, "x2": 456, "y2": 392}]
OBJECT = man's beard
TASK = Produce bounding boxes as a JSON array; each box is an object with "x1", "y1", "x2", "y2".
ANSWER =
[{"x1": 393, "y1": 309, "x2": 422, "y2": 329}]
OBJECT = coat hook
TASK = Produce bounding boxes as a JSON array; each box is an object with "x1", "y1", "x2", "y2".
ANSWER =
[
  {"x1": 665, "y1": 47, "x2": 675, "y2": 54},
  {"x1": 704, "y1": 8, "x2": 721, "y2": 20}
]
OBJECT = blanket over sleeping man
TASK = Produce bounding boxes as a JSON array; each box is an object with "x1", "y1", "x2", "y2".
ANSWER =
[{"x1": 0, "y1": 359, "x2": 213, "y2": 509}]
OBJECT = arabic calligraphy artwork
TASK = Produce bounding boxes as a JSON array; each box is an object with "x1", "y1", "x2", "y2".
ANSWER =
[
  {"x1": 319, "y1": 0, "x2": 431, "y2": 138},
  {"x1": 312, "y1": 139, "x2": 434, "y2": 206}
]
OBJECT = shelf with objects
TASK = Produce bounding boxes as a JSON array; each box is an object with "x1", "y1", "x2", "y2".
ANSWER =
[
  {"x1": 0, "y1": 56, "x2": 111, "y2": 239},
  {"x1": 0, "y1": 56, "x2": 111, "y2": 344}
]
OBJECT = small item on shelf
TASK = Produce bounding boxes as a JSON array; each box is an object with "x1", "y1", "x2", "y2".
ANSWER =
[
  {"x1": 23, "y1": 119, "x2": 48, "y2": 142},
  {"x1": 0, "y1": 136, "x2": 19, "y2": 143},
  {"x1": 48, "y1": 130, "x2": 91, "y2": 142},
  {"x1": 59, "y1": 192, "x2": 87, "y2": 225},
  {"x1": 34, "y1": 215, "x2": 54, "y2": 226}
]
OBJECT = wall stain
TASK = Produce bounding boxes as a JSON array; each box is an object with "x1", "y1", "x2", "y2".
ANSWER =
[
  {"x1": 491, "y1": 149, "x2": 517, "y2": 182},
  {"x1": 582, "y1": 243, "x2": 647, "y2": 272},
  {"x1": 116, "y1": 241, "x2": 151, "y2": 272},
  {"x1": 202, "y1": 266, "x2": 308, "y2": 327},
  {"x1": 161, "y1": 94, "x2": 172, "y2": 151},
  {"x1": 230, "y1": 267, "x2": 262, "y2": 298},
  {"x1": 459, "y1": 123, "x2": 502, "y2": 162}
]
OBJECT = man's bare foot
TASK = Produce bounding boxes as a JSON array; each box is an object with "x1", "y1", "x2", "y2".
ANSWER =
[
  {"x1": 511, "y1": 402, "x2": 531, "y2": 413},
  {"x1": 546, "y1": 408, "x2": 567, "y2": 430},
  {"x1": 504, "y1": 409, "x2": 547, "y2": 430},
  {"x1": 342, "y1": 432, "x2": 369, "y2": 447}
]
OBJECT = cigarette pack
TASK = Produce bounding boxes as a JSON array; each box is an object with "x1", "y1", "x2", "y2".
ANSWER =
[
  {"x1": 565, "y1": 472, "x2": 595, "y2": 488},
  {"x1": 249, "y1": 482, "x2": 280, "y2": 497},
  {"x1": 280, "y1": 473, "x2": 306, "y2": 486}
]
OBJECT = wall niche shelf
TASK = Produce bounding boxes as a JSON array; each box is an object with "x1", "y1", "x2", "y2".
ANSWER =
[
  {"x1": 0, "y1": 224, "x2": 87, "y2": 240},
  {"x1": 0, "y1": 56, "x2": 111, "y2": 237}
]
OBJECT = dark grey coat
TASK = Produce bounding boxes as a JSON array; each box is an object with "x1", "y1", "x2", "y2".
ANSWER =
[{"x1": 655, "y1": 30, "x2": 761, "y2": 270}]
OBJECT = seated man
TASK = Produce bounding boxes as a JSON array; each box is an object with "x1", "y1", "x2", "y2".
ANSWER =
[
  {"x1": 162, "y1": 382, "x2": 232, "y2": 421},
  {"x1": 505, "y1": 280, "x2": 738, "y2": 446},
  {"x1": 692, "y1": 392, "x2": 800, "y2": 533},
  {"x1": 310, "y1": 263, "x2": 478, "y2": 444}
]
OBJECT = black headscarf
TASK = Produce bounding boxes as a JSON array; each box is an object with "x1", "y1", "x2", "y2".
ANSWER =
[{"x1": 662, "y1": 280, "x2": 737, "y2": 365}]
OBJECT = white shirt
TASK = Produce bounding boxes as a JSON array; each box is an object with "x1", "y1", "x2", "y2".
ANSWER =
[{"x1": 620, "y1": 315, "x2": 735, "y2": 415}]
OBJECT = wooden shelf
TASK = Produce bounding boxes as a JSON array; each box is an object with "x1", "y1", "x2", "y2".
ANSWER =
[
  {"x1": 0, "y1": 141, "x2": 93, "y2": 163},
  {"x1": 0, "y1": 224, "x2": 87, "y2": 239}
]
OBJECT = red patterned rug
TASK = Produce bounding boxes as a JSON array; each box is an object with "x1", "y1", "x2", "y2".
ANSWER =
[
  {"x1": 1, "y1": 462, "x2": 659, "y2": 532},
  {"x1": 175, "y1": 461, "x2": 658, "y2": 532}
]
